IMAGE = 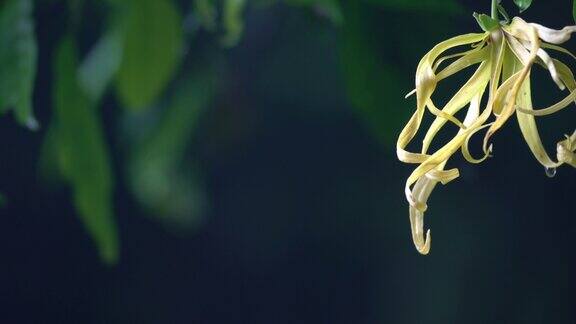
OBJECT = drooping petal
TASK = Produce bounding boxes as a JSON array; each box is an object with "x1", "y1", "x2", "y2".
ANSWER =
[
  {"x1": 432, "y1": 40, "x2": 486, "y2": 72},
  {"x1": 397, "y1": 33, "x2": 487, "y2": 165},
  {"x1": 415, "y1": 33, "x2": 488, "y2": 114},
  {"x1": 426, "y1": 99, "x2": 466, "y2": 130},
  {"x1": 542, "y1": 43, "x2": 576, "y2": 60},
  {"x1": 534, "y1": 47, "x2": 564, "y2": 89},
  {"x1": 514, "y1": 37, "x2": 565, "y2": 89},
  {"x1": 530, "y1": 22, "x2": 576, "y2": 44},
  {"x1": 422, "y1": 61, "x2": 491, "y2": 153},
  {"x1": 406, "y1": 91, "x2": 486, "y2": 255},
  {"x1": 504, "y1": 45, "x2": 564, "y2": 169},
  {"x1": 517, "y1": 88, "x2": 576, "y2": 116},
  {"x1": 486, "y1": 19, "x2": 540, "y2": 150},
  {"x1": 405, "y1": 89, "x2": 492, "y2": 211},
  {"x1": 409, "y1": 174, "x2": 437, "y2": 255},
  {"x1": 436, "y1": 45, "x2": 489, "y2": 81},
  {"x1": 557, "y1": 132, "x2": 576, "y2": 167},
  {"x1": 517, "y1": 59, "x2": 576, "y2": 116},
  {"x1": 462, "y1": 123, "x2": 493, "y2": 163}
]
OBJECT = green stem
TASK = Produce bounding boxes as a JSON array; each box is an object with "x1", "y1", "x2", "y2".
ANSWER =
[{"x1": 491, "y1": 0, "x2": 498, "y2": 20}]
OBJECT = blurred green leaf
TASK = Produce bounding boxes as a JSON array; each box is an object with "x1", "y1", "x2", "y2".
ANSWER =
[
  {"x1": 513, "y1": 0, "x2": 532, "y2": 12},
  {"x1": 38, "y1": 122, "x2": 66, "y2": 186},
  {"x1": 221, "y1": 0, "x2": 246, "y2": 47},
  {"x1": 284, "y1": 0, "x2": 343, "y2": 24},
  {"x1": 78, "y1": 21, "x2": 124, "y2": 103},
  {"x1": 116, "y1": 0, "x2": 183, "y2": 110},
  {"x1": 573, "y1": 0, "x2": 576, "y2": 23},
  {"x1": 194, "y1": 0, "x2": 217, "y2": 31},
  {"x1": 54, "y1": 38, "x2": 119, "y2": 265},
  {"x1": 362, "y1": 0, "x2": 462, "y2": 14},
  {"x1": 339, "y1": 1, "x2": 411, "y2": 146},
  {"x1": 128, "y1": 59, "x2": 219, "y2": 230},
  {"x1": 0, "y1": 0, "x2": 38, "y2": 129}
]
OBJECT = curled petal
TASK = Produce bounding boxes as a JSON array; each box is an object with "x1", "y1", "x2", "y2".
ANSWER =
[
  {"x1": 515, "y1": 38, "x2": 565, "y2": 89},
  {"x1": 436, "y1": 45, "x2": 489, "y2": 81},
  {"x1": 397, "y1": 111, "x2": 432, "y2": 164},
  {"x1": 426, "y1": 168, "x2": 460, "y2": 184},
  {"x1": 432, "y1": 40, "x2": 486, "y2": 72},
  {"x1": 462, "y1": 123, "x2": 494, "y2": 163},
  {"x1": 505, "y1": 48, "x2": 564, "y2": 169},
  {"x1": 415, "y1": 33, "x2": 488, "y2": 121},
  {"x1": 486, "y1": 20, "x2": 540, "y2": 150},
  {"x1": 517, "y1": 59, "x2": 576, "y2": 116},
  {"x1": 405, "y1": 90, "x2": 488, "y2": 255},
  {"x1": 517, "y1": 88, "x2": 576, "y2": 116},
  {"x1": 409, "y1": 175, "x2": 436, "y2": 255},
  {"x1": 557, "y1": 132, "x2": 576, "y2": 167},
  {"x1": 426, "y1": 99, "x2": 466, "y2": 130},
  {"x1": 397, "y1": 33, "x2": 487, "y2": 167},
  {"x1": 530, "y1": 22, "x2": 576, "y2": 44},
  {"x1": 422, "y1": 61, "x2": 491, "y2": 153},
  {"x1": 534, "y1": 48, "x2": 564, "y2": 90}
]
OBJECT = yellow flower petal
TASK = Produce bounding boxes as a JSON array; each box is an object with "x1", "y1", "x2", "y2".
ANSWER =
[
  {"x1": 485, "y1": 22, "x2": 539, "y2": 150},
  {"x1": 557, "y1": 132, "x2": 576, "y2": 167},
  {"x1": 530, "y1": 22, "x2": 576, "y2": 44},
  {"x1": 422, "y1": 61, "x2": 491, "y2": 153}
]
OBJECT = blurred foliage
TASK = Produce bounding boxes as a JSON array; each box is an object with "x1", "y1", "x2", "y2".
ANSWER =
[
  {"x1": 513, "y1": 0, "x2": 533, "y2": 12},
  {"x1": 362, "y1": 0, "x2": 462, "y2": 13},
  {"x1": 53, "y1": 37, "x2": 118, "y2": 264},
  {"x1": 126, "y1": 57, "x2": 220, "y2": 231},
  {"x1": 0, "y1": 0, "x2": 37, "y2": 129},
  {"x1": 0, "y1": 0, "x2": 468, "y2": 263},
  {"x1": 339, "y1": 0, "x2": 409, "y2": 145},
  {"x1": 221, "y1": 0, "x2": 247, "y2": 46},
  {"x1": 115, "y1": 0, "x2": 184, "y2": 110},
  {"x1": 78, "y1": 21, "x2": 124, "y2": 103}
]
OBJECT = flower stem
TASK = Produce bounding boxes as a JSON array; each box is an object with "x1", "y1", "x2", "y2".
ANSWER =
[{"x1": 491, "y1": 0, "x2": 498, "y2": 20}]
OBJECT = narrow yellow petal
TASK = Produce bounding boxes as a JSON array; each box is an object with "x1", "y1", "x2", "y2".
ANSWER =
[
  {"x1": 435, "y1": 45, "x2": 489, "y2": 81},
  {"x1": 485, "y1": 23, "x2": 540, "y2": 150},
  {"x1": 530, "y1": 22, "x2": 576, "y2": 44},
  {"x1": 557, "y1": 132, "x2": 576, "y2": 167},
  {"x1": 506, "y1": 50, "x2": 563, "y2": 168},
  {"x1": 422, "y1": 61, "x2": 491, "y2": 153}
]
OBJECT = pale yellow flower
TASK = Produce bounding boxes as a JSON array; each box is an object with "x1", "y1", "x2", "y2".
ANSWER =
[{"x1": 398, "y1": 16, "x2": 576, "y2": 255}]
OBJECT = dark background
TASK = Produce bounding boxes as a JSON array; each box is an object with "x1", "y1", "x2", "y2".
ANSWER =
[{"x1": 0, "y1": 0, "x2": 575, "y2": 323}]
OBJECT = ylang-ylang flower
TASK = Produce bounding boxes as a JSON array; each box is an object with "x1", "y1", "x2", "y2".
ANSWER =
[{"x1": 397, "y1": 12, "x2": 576, "y2": 255}]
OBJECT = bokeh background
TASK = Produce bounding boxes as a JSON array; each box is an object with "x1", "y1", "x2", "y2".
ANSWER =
[{"x1": 0, "y1": 0, "x2": 575, "y2": 323}]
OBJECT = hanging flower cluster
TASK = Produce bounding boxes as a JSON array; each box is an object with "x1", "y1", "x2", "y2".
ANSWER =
[{"x1": 397, "y1": 14, "x2": 576, "y2": 255}]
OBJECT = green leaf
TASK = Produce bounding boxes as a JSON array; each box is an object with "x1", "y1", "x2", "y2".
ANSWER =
[
  {"x1": 361, "y1": 0, "x2": 463, "y2": 14},
  {"x1": 339, "y1": 1, "x2": 412, "y2": 146},
  {"x1": 221, "y1": 0, "x2": 247, "y2": 47},
  {"x1": 513, "y1": 0, "x2": 532, "y2": 12},
  {"x1": 128, "y1": 58, "x2": 219, "y2": 229},
  {"x1": 573, "y1": 0, "x2": 576, "y2": 24},
  {"x1": 473, "y1": 12, "x2": 500, "y2": 32},
  {"x1": 194, "y1": 0, "x2": 217, "y2": 31},
  {"x1": 116, "y1": 0, "x2": 183, "y2": 110},
  {"x1": 0, "y1": 0, "x2": 38, "y2": 129},
  {"x1": 78, "y1": 21, "x2": 124, "y2": 103},
  {"x1": 54, "y1": 38, "x2": 119, "y2": 265}
]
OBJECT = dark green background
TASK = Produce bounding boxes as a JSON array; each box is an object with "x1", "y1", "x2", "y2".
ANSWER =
[{"x1": 0, "y1": 0, "x2": 574, "y2": 322}]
